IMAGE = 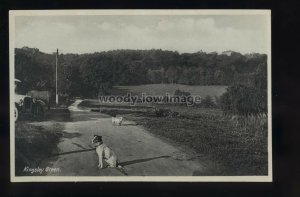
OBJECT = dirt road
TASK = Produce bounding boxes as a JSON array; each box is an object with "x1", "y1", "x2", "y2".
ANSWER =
[{"x1": 33, "y1": 100, "x2": 211, "y2": 176}]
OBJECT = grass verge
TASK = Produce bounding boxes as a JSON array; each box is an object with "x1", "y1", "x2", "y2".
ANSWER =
[
  {"x1": 130, "y1": 108, "x2": 268, "y2": 175},
  {"x1": 15, "y1": 122, "x2": 63, "y2": 176}
]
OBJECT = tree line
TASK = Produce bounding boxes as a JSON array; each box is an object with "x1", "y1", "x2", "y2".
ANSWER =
[
  {"x1": 15, "y1": 47, "x2": 267, "y2": 98},
  {"x1": 16, "y1": 47, "x2": 268, "y2": 115}
]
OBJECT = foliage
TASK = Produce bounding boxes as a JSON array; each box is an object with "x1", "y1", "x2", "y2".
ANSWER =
[
  {"x1": 15, "y1": 47, "x2": 55, "y2": 93},
  {"x1": 220, "y1": 84, "x2": 267, "y2": 115},
  {"x1": 201, "y1": 95, "x2": 215, "y2": 108},
  {"x1": 219, "y1": 60, "x2": 268, "y2": 115},
  {"x1": 15, "y1": 47, "x2": 267, "y2": 99}
]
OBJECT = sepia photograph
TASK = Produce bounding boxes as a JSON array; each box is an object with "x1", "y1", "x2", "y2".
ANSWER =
[{"x1": 9, "y1": 10, "x2": 272, "y2": 182}]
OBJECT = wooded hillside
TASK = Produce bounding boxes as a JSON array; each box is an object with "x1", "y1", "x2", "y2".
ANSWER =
[{"x1": 15, "y1": 47, "x2": 267, "y2": 98}]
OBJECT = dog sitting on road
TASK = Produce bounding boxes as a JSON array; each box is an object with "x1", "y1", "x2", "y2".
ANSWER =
[
  {"x1": 112, "y1": 117, "x2": 123, "y2": 126},
  {"x1": 91, "y1": 135, "x2": 122, "y2": 169}
]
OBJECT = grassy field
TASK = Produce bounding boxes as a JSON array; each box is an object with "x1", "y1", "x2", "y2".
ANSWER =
[{"x1": 114, "y1": 84, "x2": 227, "y2": 98}]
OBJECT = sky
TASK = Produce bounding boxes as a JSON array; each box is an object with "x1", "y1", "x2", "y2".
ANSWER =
[{"x1": 14, "y1": 14, "x2": 270, "y2": 54}]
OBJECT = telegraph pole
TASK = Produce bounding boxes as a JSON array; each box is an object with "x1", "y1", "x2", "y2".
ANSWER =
[{"x1": 55, "y1": 48, "x2": 58, "y2": 106}]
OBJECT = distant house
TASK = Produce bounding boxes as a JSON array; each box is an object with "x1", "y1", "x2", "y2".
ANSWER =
[
  {"x1": 21, "y1": 46, "x2": 39, "y2": 54},
  {"x1": 245, "y1": 53, "x2": 262, "y2": 59}
]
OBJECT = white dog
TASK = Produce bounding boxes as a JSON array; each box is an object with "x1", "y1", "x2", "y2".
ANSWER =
[
  {"x1": 112, "y1": 117, "x2": 123, "y2": 126},
  {"x1": 91, "y1": 135, "x2": 122, "y2": 169}
]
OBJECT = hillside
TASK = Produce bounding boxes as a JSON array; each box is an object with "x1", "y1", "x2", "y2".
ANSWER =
[{"x1": 15, "y1": 47, "x2": 267, "y2": 98}]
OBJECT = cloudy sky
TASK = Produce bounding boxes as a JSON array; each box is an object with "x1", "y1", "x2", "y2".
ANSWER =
[{"x1": 14, "y1": 14, "x2": 270, "y2": 54}]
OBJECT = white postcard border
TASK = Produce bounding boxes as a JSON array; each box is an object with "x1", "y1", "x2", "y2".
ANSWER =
[{"x1": 9, "y1": 9, "x2": 272, "y2": 182}]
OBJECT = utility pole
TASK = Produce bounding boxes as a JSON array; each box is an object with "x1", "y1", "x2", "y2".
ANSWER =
[{"x1": 55, "y1": 48, "x2": 58, "y2": 106}]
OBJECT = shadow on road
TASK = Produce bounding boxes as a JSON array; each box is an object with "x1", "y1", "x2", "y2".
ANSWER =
[
  {"x1": 50, "y1": 148, "x2": 170, "y2": 169},
  {"x1": 121, "y1": 123, "x2": 139, "y2": 126},
  {"x1": 45, "y1": 108, "x2": 72, "y2": 122},
  {"x1": 62, "y1": 132, "x2": 82, "y2": 139},
  {"x1": 119, "y1": 156, "x2": 171, "y2": 166},
  {"x1": 72, "y1": 142, "x2": 88, "y2": 149}
]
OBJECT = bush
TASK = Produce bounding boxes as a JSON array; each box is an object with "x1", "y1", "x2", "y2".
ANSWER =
[
  {"x1": 154, "y1": 108, "x2": 179, "y2": 117},
  {"x1": 171, "y1": 89, "x2": 192, "y2": 106},
  {"x1": 201, "y1": 95, "x2": 215, "y2": 108},
  {"x1": 220, "y1": 84, "x2": 267, "y2": 116}
]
